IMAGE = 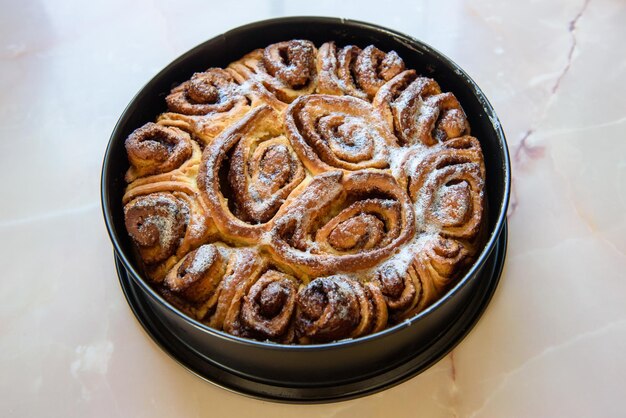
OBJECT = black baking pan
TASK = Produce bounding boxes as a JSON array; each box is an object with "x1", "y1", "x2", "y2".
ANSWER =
[{"x1": 101, "y1": 17, "x2": 511, "y2": 402}]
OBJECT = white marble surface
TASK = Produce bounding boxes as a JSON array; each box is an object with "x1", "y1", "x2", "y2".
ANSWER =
[{"x1": 1, "y1": 0, "x2": 625, "y2": 416}]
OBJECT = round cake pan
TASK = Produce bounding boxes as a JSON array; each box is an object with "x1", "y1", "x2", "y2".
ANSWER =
[{"x1": 101, "y1": 17, "x2": 511, "y2": 402}]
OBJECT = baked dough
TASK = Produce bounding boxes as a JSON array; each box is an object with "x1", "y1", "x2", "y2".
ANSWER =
[{"x1": 122, "y1": 39, "x2": 486, "y2": 344}]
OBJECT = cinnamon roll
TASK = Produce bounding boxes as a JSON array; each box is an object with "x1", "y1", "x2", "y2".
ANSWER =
[
  {"x1": 124, "y1": 122, "x2": 199, "y2": 182},
  {"x1": 384, "y1": 235, "x2": 471, "y2": 320},
  {"x1": 161, "y1": 243, "x2": 227, "y2": 320},
  {"x1": 161, "y1": 244, "x2": 265, "y2": 326},
  {"x1": 158, "y1": 68, "x2": 253, "y2": 145},
  {"x1": 169, "y1": 244, "x2": 299, "y2": 344},
  {"x1": 419, "y1": 235, "x2": 471, "y2": 294},
  {"x1": 229, "y1": 39, "x2": 317, "y2": 106},
  {"x1": 198, "y1": 105, "x2": 306, "y2": 243},
  {"x1": 373, "y1": 70, "x2": 470, "y2": 146},
  {"x1": 121, "y1": 39, "x2": 489, "y2": 344},
  {"x1": 285, "y1": 94, "x2": 397, "y2": 174},
  {"x1": 123, "y1": 179, "x2": 215, "y2": 281},
  {"x1": 124, "y1": 192, "x2": 188, "y2": 266},
  {"x1": 223, "y1": 268, "x2": 300, "y2": 343},
  {"x1": 295, "y1": 275, "x2": 387, "y2": 343},
  {"x1": 373, "y1": 256, "x2": 421, "y2": 315},
  {"x1": 402, "y1": 136, "x2": 485, "y2": 240},
  {"x1": 268, "y1": 170, "x2": 415, "y2": 276},
  {"x1": 317, "y1": 42, "x2": 405, "y2": 100},
  {"x1": 202, "y1": 247, "x2": 265, "y2": 329}
]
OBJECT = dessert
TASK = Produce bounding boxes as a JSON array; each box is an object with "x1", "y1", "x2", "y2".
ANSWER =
[{"x1": 122, "y1": 39, "x2": 486, "y2": 344}]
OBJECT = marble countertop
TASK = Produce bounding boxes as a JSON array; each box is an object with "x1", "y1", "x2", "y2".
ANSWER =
[{"x1": 2, "y1": 0, "x2": 624, "y2": 416}]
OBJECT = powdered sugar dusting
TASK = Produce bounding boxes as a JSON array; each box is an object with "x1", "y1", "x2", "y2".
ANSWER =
[
  {"x1": 330, "y1": 278, "x2": 355, "y2": 321},
  {"x1": 130, "y1": 194, "x2": 189, "y2": 249},
  {"x1": 187, "y1": 244, "x2": 215, "y2": 275}
]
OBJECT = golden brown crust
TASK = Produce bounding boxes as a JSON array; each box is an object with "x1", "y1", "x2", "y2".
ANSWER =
[
  {"x1": 123, "y1": 188, "x2": 216, "y2": 281},
  {"x1": 124, "y1": 122, "x2": 196, "y2": 182},
  {"x1": 284, "y1": 94, "x2": 397, "y2": 174},
  {"x1": 267, "y1": 170, "x2": 415, "y2": 276},
  {"x1": 164, "y1": 243, "x2": 226, "y2": 303},
  {"x1": 373, "y1": 70, "x2": 470, "y2": 146},
  {"x1": 121, "y1": 39, "x2": 487, "y2": 344},
  {"x1": 228, "y1": 269, "x2": 300, "y2": 343},
  {"x1": 400, "y1": 235, "x2": 471, "y2": 320},
  {"x1": 374, "y1": 260, "x2": 421, "y2": 314},
  {"x1": 124, "y1": 192, "x2": 189, "y2": 265},
  {"x1": 295, "y1": 275, "x2": 388, "y2": 343},
  {"x1": 123, "y1": 150, "x2": 216, "y2": 282},
  {"x1": 317, "y1": 42, "x2": 405, "y2": 100},
  {"x1": 229, "y1": 40, "x2": 318, "y2": 106},
  {"x1": 158, "y1": 68, "x2": 253, "y2": 146},
  {"x1": 401, "y1": 135, "x2": 485, "y2": 240},
  {"x1": 165, "y1": 68, "x2": 246, "y2": 115},
  {"x1": 162, "y1": 243, "x2": 301, "y2": 343},
  {"x1": 370, "y1": 234, "x2": 471, "y2": 321}
]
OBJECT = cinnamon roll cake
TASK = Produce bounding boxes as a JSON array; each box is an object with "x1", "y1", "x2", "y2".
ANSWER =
[{"x1": 122, "y1": 39, "x2": 486, "y2": 344}]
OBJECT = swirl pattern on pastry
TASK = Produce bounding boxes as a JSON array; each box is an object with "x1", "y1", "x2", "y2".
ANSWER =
[
  {"x1": 295, "y1": 275, "x2": 387, "y2": 343},
  {"x1": 222, "y1": 269, "x2": 300, "y2": 343},
  {"x1": 124, "y1": 122, "x2": 196, "y2": 182},
  {"x1": 374, "y1": 258, "x2": 421, "y2": 314},
  {"x1": 164, "y1": 243, "x2": 226, "y2": 304},
  {"x1": 403, "y1": 136, "x2": 485, "y2": 239},
  {"x1": 162, "y1": 245, "x2": 266, "y2": 328},
  {"x1": 229, "y1": 40, "x2": 317, "y2": 105},
  {"x1": 371, "y1": 234, "x2": 470, "y2": 320},
  {"x1": 317, "y1": 42, "x2": 405, "y2": 100},
  {"x1": 406, "y1": 235, "x2": 470, "y2": 318},
  {"x1": 373, "y1": 70, "x2": 470, "y2": 146},
  {"x1": 171, "y1": 246, "x2": 299, "y2": 343},
  {"x1": 124, "y1": 192, "x2": 189, "y2": 265},
  {"x1": 158, "y1": 68, "x2": 253, "y2": 145},
  {"x1": 419, "y1": 235, "x2": 471, "y2": 293},
  {"x1": 268, "y1": 170, "x2": 415, "y2": 276},
  {"x1": 198, "y1": 105, "x2": 305, "y2": 242},
  {"x1": 123, "y1": 178, "x2": 215, "y2": 280},
  {"x1": 165, "y1": 68, "x2": 248, "y2": 115},
  {"x1": 285, "y1": 94, "x2": 397, "y2": 174}
]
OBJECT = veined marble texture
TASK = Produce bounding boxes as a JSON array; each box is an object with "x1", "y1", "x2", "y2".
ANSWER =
[{"x1": 1, "y1": 0, "x2": 625, "y2": 416}]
